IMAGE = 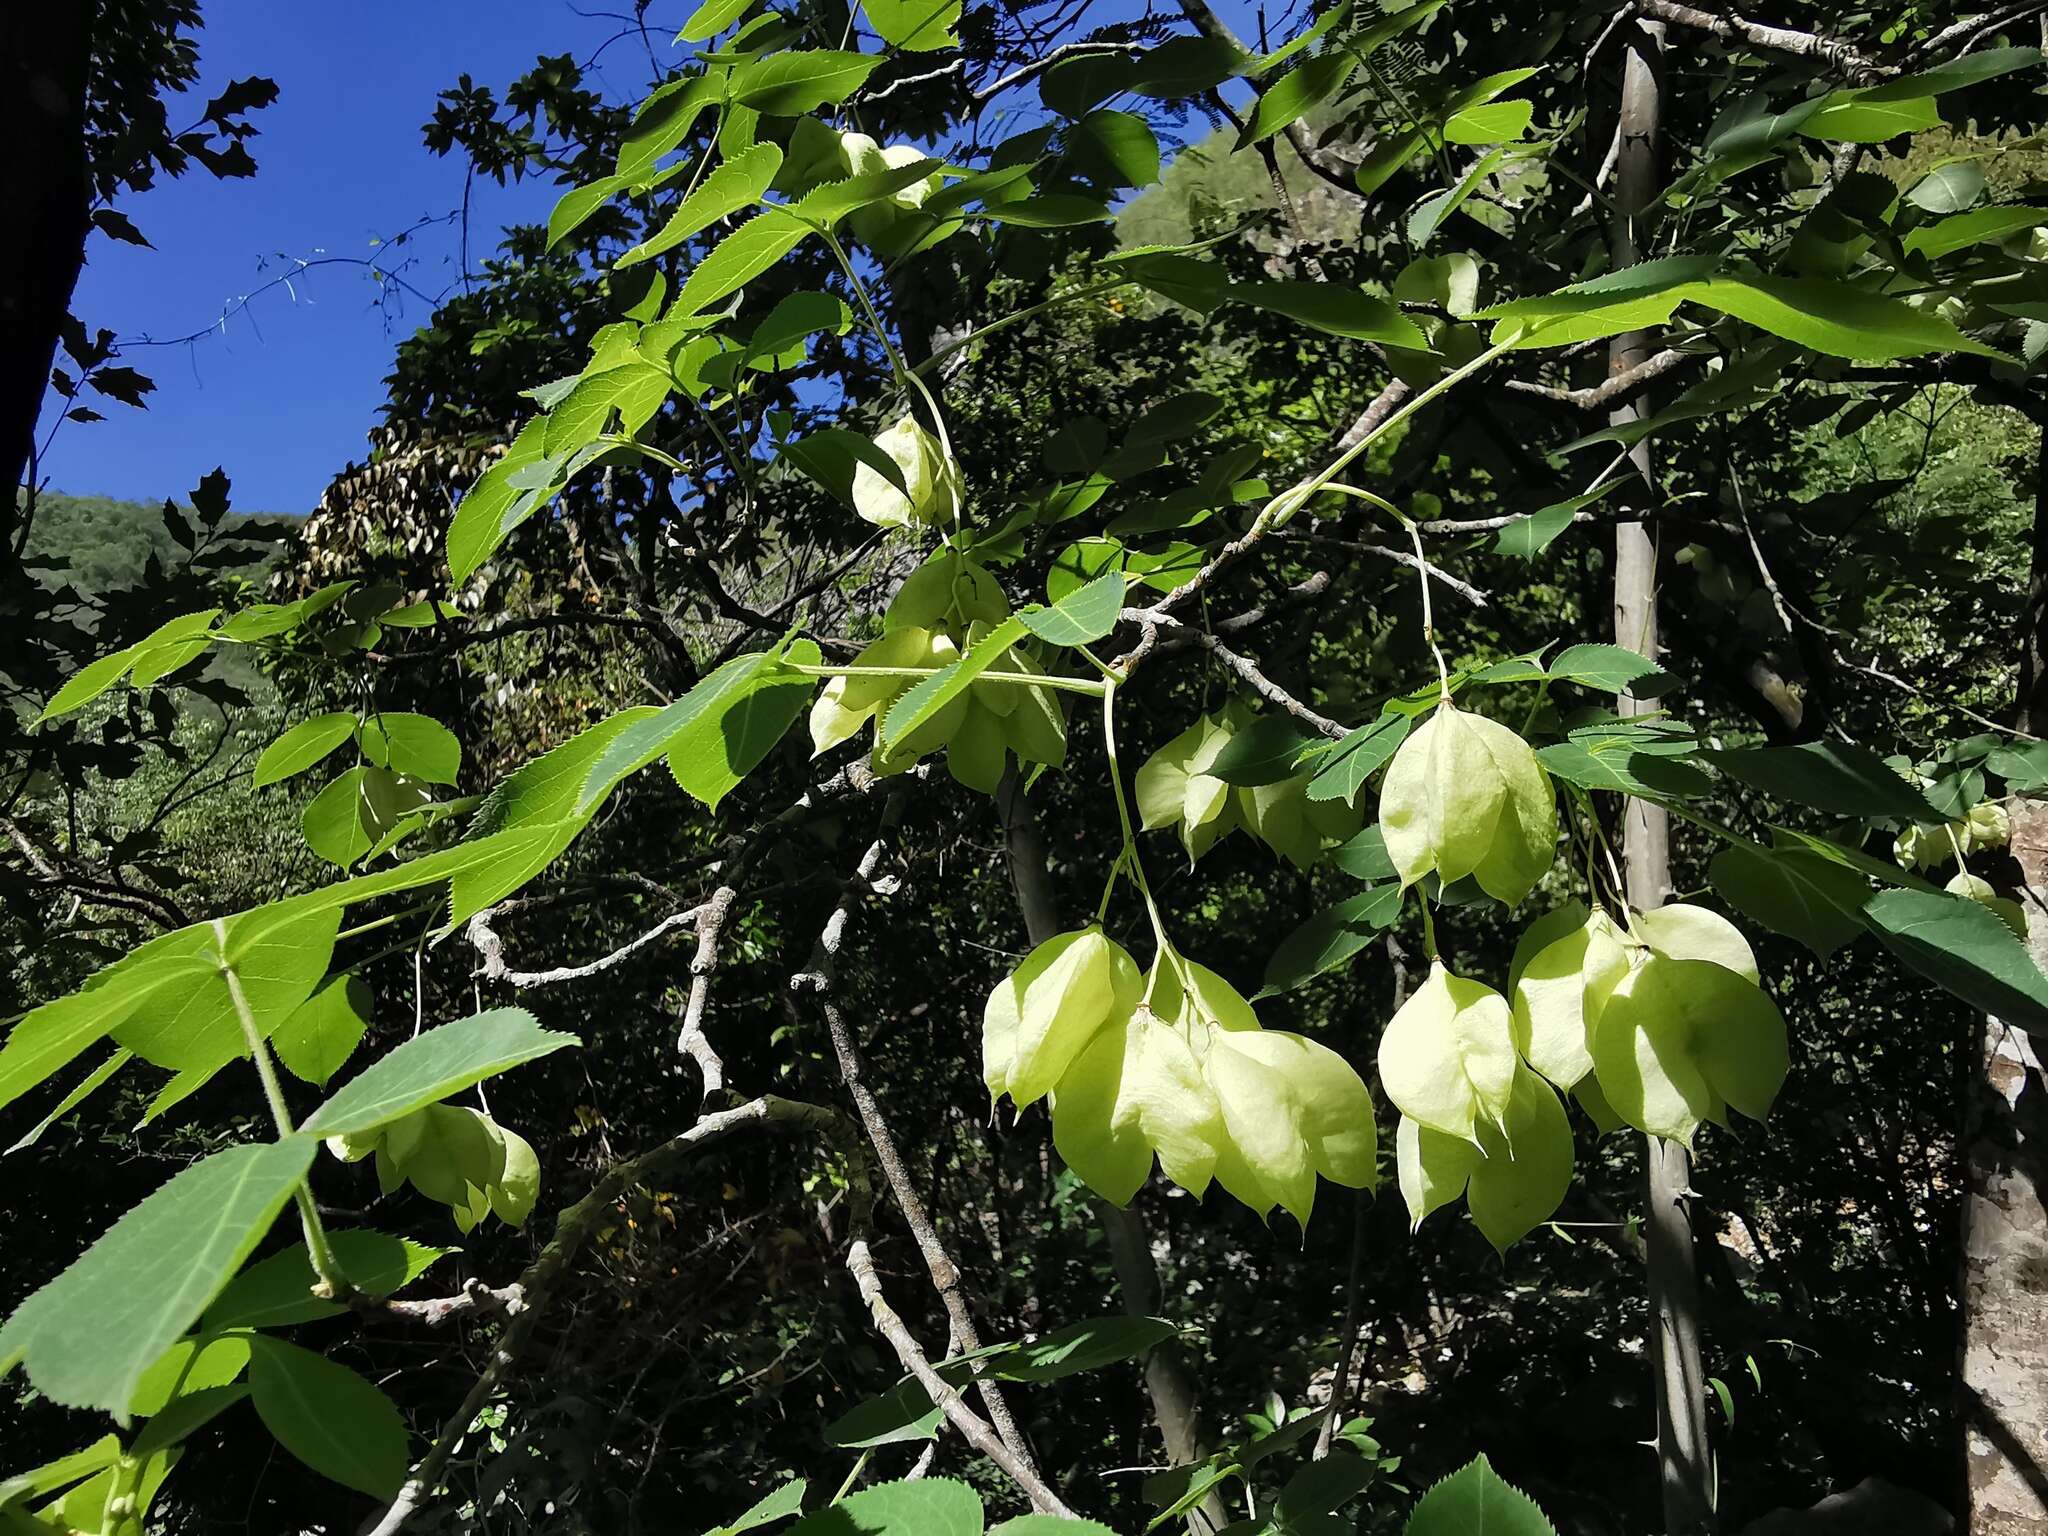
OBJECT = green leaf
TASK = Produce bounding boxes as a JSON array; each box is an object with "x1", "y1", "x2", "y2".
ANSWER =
[
  {"x1": 545, "y1": 360, "x2": 673, "y2": 454},
  {"x1": 1228, "y1": 281, "x2": 1428, "y2": 347},
  {"x1": 301, "y1": 1008, "x2": 577, "y2": 1137},
  {"x1": 618, "y1": 74, "x2": 720, "y2": 180},
  {"x1": 447, "y1": 418, "x2": 550, "y2": 583},
  {"x1": 1905, "y1": 162, "x2": 1987, "y2": 214},
  {"x1": 1306, "y1": 714, "x2": 1411, "y2": 804},
  {"x1": 302, "y1": 766, "x2": 433, "y2": 869},
  {"x1": 824, "y1": 1379, "x2": 945, "y2": 1448},
  {"x1": 1697, "y1": 274, "x2": 2013, "y2": 361},
  {"x1": 730, "y1": 51, "x2": 881, "y2": 114},
  {"x1": 1494, "y1": 481, "x2": 1622, "y2": 558},
  {"x1": 780, "y1": 426, "x2": 913, "y2": 507},
  {"x1": 1863, "y1": 888, "x2": 2048, "y2": 1031},
  {"x1": 5, "y1": 1049, "x2": 130, "y2": 1153},
  {"x1": 204, "y1": 1229, "x2": 453, "y2": 1331},
  {"x1": 128, "y1": 1384, "x2": 250, "y2": 1459},
  {"x1": 1074, "y1": 109, "x2": 1161, "y2": 188},
  {"x1": 1904, "y1": 204, "x2": 2048, "y2": 260},
  {"x1": 669, "y1": 641, "x2": 823, "y2": 809},
  {"x1": 977, "y1": 195, "x2": 1115, "y2": 228},
  {"x1": 34, "y1": 646, "x2": 142, "y2": 723},
  {"x1": 672, "y1": 208, "x2": 812, "y2": 318},
  {"x1": 1276, "y1": 1450, "x2": 1377, "y2": 1521},
  {"x1": 117, "y1": 903, "x2": 342, "y2": 1076},
  {"x1": 989, "y1": 1520, "x2": 1116, "y2": 1536},
  {"x1": 128, "y1": 1333, "x2": 251, "y2": 1416},
  {"x1": 581, "y1": 652, "x2": 790, "y2": 813},
  {"x1": 990, "y1": 1316, "x2": 1180, "y2": 1381},
  {"x1": 1799, "y1": 90, "x2": 1940, "y2": 143},
  {"x1": 1403, "y1": 1454, "x2": 1558, "y2": 1536},
  {"x1": 617, "y1": 143, "x2": 784, "y2": 269},
  {"x1": 1862, "y1": 45, "x2": 2041, "y2": 98},
  {"x1": 358, "y1": 712, "x2": 462, "y2": 785},
  {"x1": 867, "y1": 0, "x2": 960, "y2": 50},
  {"x1": 1708, "y1": 845, "x2": 1867, "y2": 959},
  {"x1": 787, "y1": 1478, "x2": 984, "y2": 1536},
  {"x1": 1409, "y1": 147, "x2": 1511, "y2": 246},
  {"x1": 1703, "y1": 742, "x2": 1942, "y2": 821},
  {"x1": 247, "y1": 1336, "x2": 408, "y2": 1499},
  {"x1": 0, "y1": 1138, "x2": 315, "y2": 1416},
  {"x1": 1546, "y1": 643, "x2": 1675, "y2": 696},
  {"x1": 1207, "y1": 716, "x2": 1320, "y2": 786},
  {"x1": 1537, "y1": 739, "x2": 1710, "y2": 799},
  {"x1": 746, "y1": 290, "x2": 853, "y2": 368},
  {"x1": 1238, "y1": 52, "x2": 1356, "y2": 148},
  {"x1": 0, "y1": 898, "x2": 340, "y2": 1112},
  {"x1": 548, "y1": 173, "x2": 627, "y2": 250},
  {"x1": 711, "y1": 1480, "x2": 811, "y2": 1536},
  {"x1": 1445, "y1": 98, "x2": 1533, "y2": 145},
  {"x1": 1330, "y1": 825, "x2": 1396, "y2": 881},
  {"x1": 0, "y1": 1436, "x2": 122, "y2": 1508},
  {"x1": 1130, "y1": 35, "x2": 1248, "y2": 98},
  {"x1": 1018, "y1": 572, "x2": 1126, "y2": 646},
  {"x1": 1257, "y1": 886, "x2": 1403, "y2": 998},
  {"x1": 678, "y1": 0, "x2": 758, "y2": 42},
  {"x1": 1989, "y1": 741, "x2": 2048, "y2": 793},
  {"x1": 270, "y1": 974, "x2": 374, "y2": 1087},
  {"x1": 882, "y1": 619, "x2": 1028, "y2": 749},
  {"x1": 253, "y1": 713, "x2": 357, "y2": 788}
]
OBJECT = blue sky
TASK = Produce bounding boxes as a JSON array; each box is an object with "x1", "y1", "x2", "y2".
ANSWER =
[
  {"x1": 43, "y1": 0, "x2": 1251, "y2": 517},
  {"x1": 43, "y1": 1, "x2": 672, "y2": 515}
]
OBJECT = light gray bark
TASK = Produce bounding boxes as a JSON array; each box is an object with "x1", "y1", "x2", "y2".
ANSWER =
[
  {"x1": 1960, "y1": 803, "x2": 2048, "y2": 1535},
  {"x1": 1610, "y1": 16, "x2": 1716, "y2": 1533}
]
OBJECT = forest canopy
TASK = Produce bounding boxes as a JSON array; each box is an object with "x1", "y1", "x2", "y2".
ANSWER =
[{"x1": 5, "y1": 3, "x2": 2048, "y2": 1536}]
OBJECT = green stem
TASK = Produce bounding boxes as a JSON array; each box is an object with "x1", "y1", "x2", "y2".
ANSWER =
[
  {"x1": 213, "y1": 919, "x2": 346, "y2": 1298},
  {"x1": 1099, "y1": 682, "x2": 1189, "y2": 1000},
  {"x1": 817, "y1": 228, "x2": 963, "y2": 520},
  {"x1": 1263, "y1": 339, "x2": 1518, "y2": 528},
  {"x1": 832, "y1": 1449, "x2": 872, "y2": 1505}
]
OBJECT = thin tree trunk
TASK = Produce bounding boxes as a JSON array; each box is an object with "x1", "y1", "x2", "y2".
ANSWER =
[
  {"x1": 996, "y1": 768, "x2": 1229, "y2": 1533},
  {"x1": 1609, "y1": 18, "x2": 1716, "y2": 1534},
  {"x1": 1, "y1": 6, "x2": 94, "y2": 540},
  {"x1": 1958, "y1": 422, "x2": 2048, "y2": 1535}
]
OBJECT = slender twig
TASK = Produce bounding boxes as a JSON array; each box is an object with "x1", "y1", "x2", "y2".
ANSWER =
[
  {"x1": 790, "y1": 807, "x2": 1050, "y2": 1498},
  {"x1": 1504, "y1": 348, "x2": 1691, "y2": 411},
  {"x1": 676, "y1": 885, "x2": 737, "y2": 1094},
  {"x1": 1122, "y1": 609, "x2": 1350, "y2": 738},
  {"x1": 467, "y1": 903, "x2": 706, "y2": 989},
  {"x1": 1632, "y1": 0, "x2": 1886, "y2": 82},
  {"x1": 845, "y1": 1239, "x2": 1079, "y2": 1517}
]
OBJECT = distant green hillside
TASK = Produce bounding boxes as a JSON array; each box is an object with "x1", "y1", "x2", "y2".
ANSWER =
[{"x1": 21, "y1": 491, "x2": 280, "y2": 593}]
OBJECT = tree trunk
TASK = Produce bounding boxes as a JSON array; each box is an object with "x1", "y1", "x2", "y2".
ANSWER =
[
  {"x1": 0, "y1": 6, "x2": 94, "y2": 541},
  {"x1": 1959, "y1": 424, "x2": 2048, "y2": 1535},
  {"x1": 1609, "y1": 17, "x2": 1716, "y2": 1534},
  {"x1": 997, "y1": 769, "x2": 1229, "y2": 1533}
]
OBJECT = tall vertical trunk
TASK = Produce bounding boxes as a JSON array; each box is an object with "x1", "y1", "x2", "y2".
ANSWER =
[
  {"x1": 997, "y1": 770, "x2": 1229, "y2": 1533},
  {"x1": 1609, "y1": 18, "x2": 1716, "y2": 1534},
  {"x1": 0, "y1": 7, "x2": 94, "y2": 541},
  {"x1": 1958, "y1": 421, "x2": 2048, "y2": 1535}
]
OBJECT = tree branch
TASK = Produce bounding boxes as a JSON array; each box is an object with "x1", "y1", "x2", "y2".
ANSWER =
[
  {"x1": 789, "y1": 804, "x2": 1051, "y2": 1500},
  {"x1": 1632, "y1": 0, "x2": 1887, "y2": 82},
  {"x1": 466, "y1": 902, "x2": 706, "y2": 989}
]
